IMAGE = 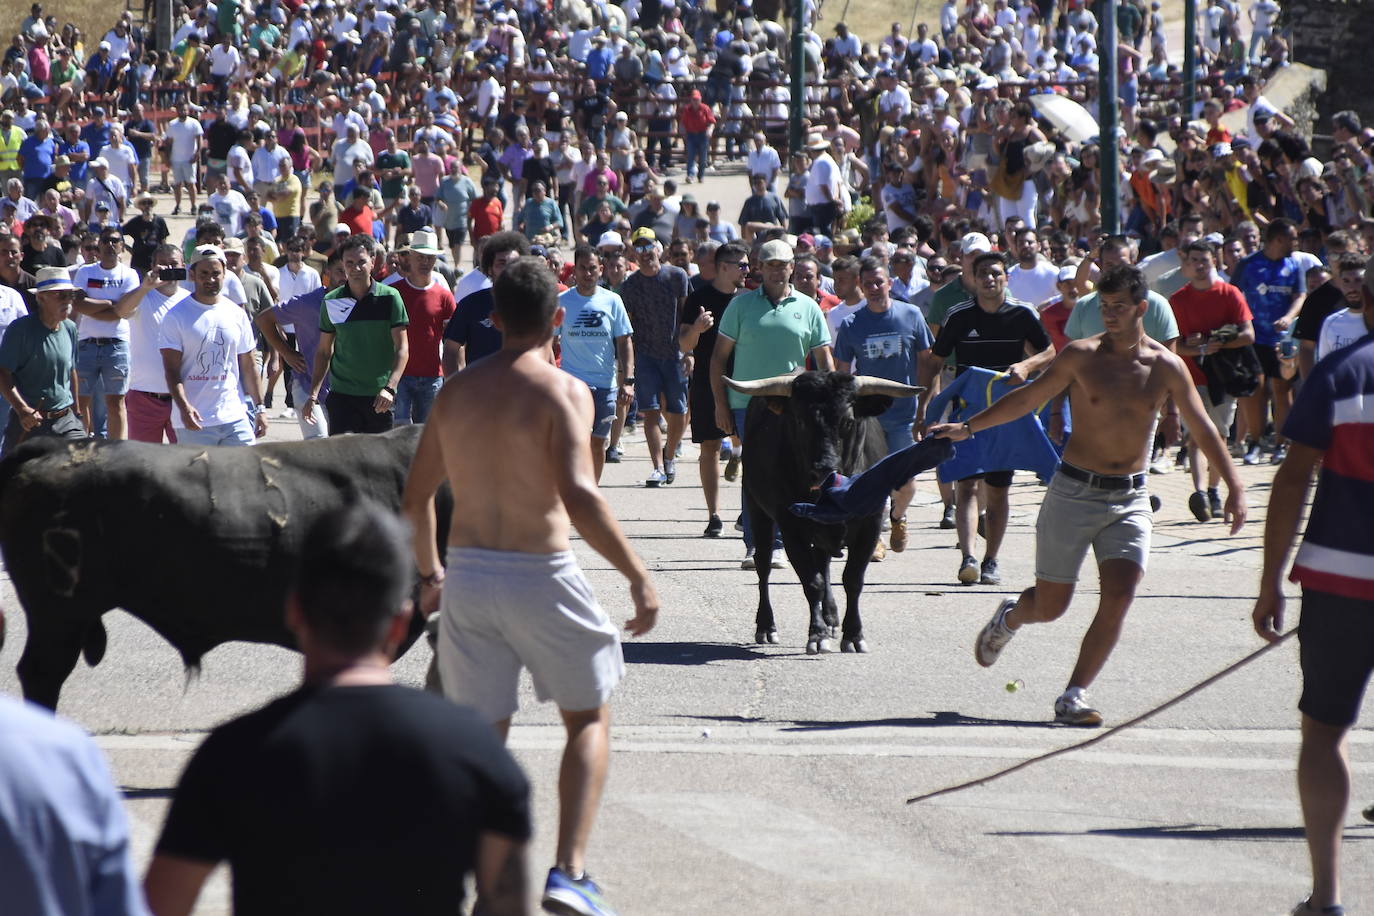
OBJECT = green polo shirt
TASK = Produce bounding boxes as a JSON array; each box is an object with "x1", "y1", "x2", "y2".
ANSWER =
[
  {"x1": 927, "y1": 278, "x2": 978, "y2": 329},
  {"x1": 717, "y1": 286, "x2": 828, "y2": 410},
  {"x1": 320, "y1": 282, "x2": 408, "y2": 397}
]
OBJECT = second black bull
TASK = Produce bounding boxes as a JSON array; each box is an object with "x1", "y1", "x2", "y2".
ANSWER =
[{"x1": 725, "y1": 371, "x2": 924, "y2": 655}]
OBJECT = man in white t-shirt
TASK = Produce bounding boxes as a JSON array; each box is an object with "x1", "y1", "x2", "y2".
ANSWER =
[
  {"x1": 0, "y1": 279, "x2": 26, "y2": 440},
  {"x1": 207, "y1": 36, "x2": 241, "y2": 82},
  {"x1": 95, "y1": 127, "x2": 139, "y2": 194},
  {"x1": 159, "y1": 245, "x2": 267, "y2": 447},
  {"x1": 111, "y1": 242, "x2": 189, "y2": 443},
  {"x1": 207, "y1": 173, "x2": 251, "y2": 238},
  {"x1": 331, "y1": 125, "x2": 374, "y2": 188},
  {"x1": 163, "y1": 103, "x2": 203, "y2": 215},
  {"x1": 746, "y1": 133, "x2": 782, "y2": 190},
  {"x1": 825, "y1": 255, "x2": 866, "y2": 342},
  {"x1": 83, "y1": 159, "x2": 127, "y2": 226},
  {"x1": 1247, "y1": 0, "x2": 1279, "y2": 62},
  {"x1": 1006, "y1": 228, "x2": 1061, "y2": 307},
  {"x1": 72, "y1": 226, "x2": 141, "y2": 439},
  {"x1": 803, "y1": 133, "x2": 843, "y2": 236}
]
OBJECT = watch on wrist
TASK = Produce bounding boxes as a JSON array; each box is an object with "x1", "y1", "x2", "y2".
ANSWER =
[
  {"x1": 381, "y1": 385, "x2": 396, "y2": 396},
  {"x1": 622, "y1": 377, "x2": 635, "y2": 385}
]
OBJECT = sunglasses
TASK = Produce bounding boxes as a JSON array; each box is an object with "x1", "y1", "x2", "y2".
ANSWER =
[{"x1": 633, "y1": 242, "x2": 657, "y2": 251}]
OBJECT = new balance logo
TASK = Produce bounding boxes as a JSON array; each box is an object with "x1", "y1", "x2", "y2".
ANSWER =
[{"x1": 572, "y1": 310, "x2": 605, "y2": 329}]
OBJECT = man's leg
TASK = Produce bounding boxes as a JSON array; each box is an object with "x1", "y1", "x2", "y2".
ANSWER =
[
  {"x1": 104, "y1": 394, "x2": 127, "y2": 441},
  {"x1": 664, "y1": 410, "x2": 686, "y2": 465},
  {"x1": 1271, "y1": 374, "x2": 1294, "y2": 443},
  {"x1": 393, "y1": 377, "x2": 415, "y2": 425},
  {"x1": 982, "y1": 480, "x2": 1010, "y2": 562},
  {"x1": 954, "y1": 478, "x2": 979, "y2": 557},
  {"x1": 1298, "y1": 715, "x2": 1349, "y2": 911},
  {"x1": 556, "y1": 704, "x2": 611, "y2": 876},
  {"x1": 699, "y1": 437, "x2": 721, "y2": 515},
  {"x1": 591, "y1": 436, "x2": 607, "y2": 483},
  {"x1": 642, "y1": 407, "x2": 664, "y2": 470},
  {"x1": 1065, "y1": 558, "x2": 1143, "y2": 689}
]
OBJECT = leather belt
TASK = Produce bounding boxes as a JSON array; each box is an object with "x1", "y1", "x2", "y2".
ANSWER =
[
  {"x1": 1058, "y1": 462, "x2": 1146, "y2": 490},
  {"x1": 135, "y1": 390, "x2": 173, "y2": 401},
  {"x1": 39, "y1": 406, "x2": 71, "y2": 419},
  {"x1": 82, "y1": 337, "x2": 120, "y2": 345}
]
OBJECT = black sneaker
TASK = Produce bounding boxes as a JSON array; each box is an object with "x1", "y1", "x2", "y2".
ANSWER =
[
  {"x1": 979, "y1": 558, "x2": 1000, "y2": 585},
  {"x1": 939, "y1": 503, "x2": 956, "y2": 529},
  {"x1": 704, "y1": 515, "x2": 723, "y2": 537},
  {"x1": 1207, "y1": 488, "x2": 1222, "y2": 518},
  {"x1": 1188, "y1": 490, "x2": 1211, "y2": 522}
]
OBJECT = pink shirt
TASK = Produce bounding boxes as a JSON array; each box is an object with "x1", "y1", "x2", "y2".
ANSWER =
[{"x1": 412, "y1": 152, "x2": 444, "y2": 198}]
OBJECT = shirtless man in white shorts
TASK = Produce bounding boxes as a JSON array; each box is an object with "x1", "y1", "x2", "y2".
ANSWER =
[
  {"x1": 931, "y1": 265, "x2": 1248, "y2": 726},
  {"x1": 404, "y1": 256, "x2": 659, "y2": 916}
]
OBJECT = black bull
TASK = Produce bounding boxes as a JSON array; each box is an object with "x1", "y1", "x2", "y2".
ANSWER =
[
  {"x1": 0, "y1": 426, "x2": 449, "y2": 711},
  {"x1": 728, "y1": 371, "x2": 924, "y2": 655}
]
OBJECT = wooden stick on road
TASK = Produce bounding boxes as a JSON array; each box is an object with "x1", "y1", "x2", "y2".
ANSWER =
[{"x1": 905, "y1": 630, "x2": 1297, "y2": 805}]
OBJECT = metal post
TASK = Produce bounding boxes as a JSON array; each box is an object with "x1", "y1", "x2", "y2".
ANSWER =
[
  {"x1": 789, "y1": 0, "x2": 805, "y2": 157},
  {"x1": 156, "y1": 0, "x2": 174, "y2": 52},
  {"x1": 1098, "y1": 0, "x2": 1121, "y2": 234},
  {"x1": 1183, "y1": 0, "x2": 1198, "y2": 121}
]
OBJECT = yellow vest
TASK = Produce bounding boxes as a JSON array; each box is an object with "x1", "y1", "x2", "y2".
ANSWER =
[{"x1": 0, "y1": 127, "x2": 24, "y2": 171}]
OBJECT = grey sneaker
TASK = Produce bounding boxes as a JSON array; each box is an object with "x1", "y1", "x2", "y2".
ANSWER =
[
  {"x1": 1054, "y1": 691, "x2": 1104, "y2": 726},
  {"x1": 974, "y1": 597, "x2": 1017, "y2": 667},
  {"x1": 645, "y1": 468, "x2": 666, "y2": 488},
  {"x1": 1243, "y1": 439, "x2": 1262, "y2": 465},
  {"x1": 979, "y1": 558, "x2": 1000, "y2": 585},
  {"x1": 957, "y1": 554, "x2": 980, "y2": 585},
  {"x1": 663, "y1": 459, "x2": 677, "y2": 484}
]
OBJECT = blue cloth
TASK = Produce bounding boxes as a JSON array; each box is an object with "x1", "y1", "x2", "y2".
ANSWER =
[
  {"x1": 1232, "y1": 251, "x2": 1306, "y2": 346},
  {"x1": 923, "y1": 366, "x2": 1061, "y2": 483},
  {"x1": 0, "y1": 695, "x2": 151, "y2": 916},
  {"x1": 788, "y1": 437, "x2": 954, "y2": 523},
  {"x1": 18, "y1": 135, "x2": 57, "y2": 180},
  {"x1": 557, "y1": 286, "x2": 632, "y2": 389},
  {"x1": 57, "y1": 139, "x2": 90, "y2": 184},
  {"x1": 833, "y1": 301, "x2": 933, "y2": 426}
]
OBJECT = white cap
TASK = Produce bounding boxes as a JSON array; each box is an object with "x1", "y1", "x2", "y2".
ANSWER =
[
  {"x1": 91, "y1": 157, "x2": 109, "y2": 169},
  {"x1": 596, "y1": 231, "x2": 624, "y2": 249},
  {"x1": 960, "y1": 232, "x2": 992, "y2": 255},
  {"x1": 1057, "y1": 266, "x2": 1076, "y2": 282}
]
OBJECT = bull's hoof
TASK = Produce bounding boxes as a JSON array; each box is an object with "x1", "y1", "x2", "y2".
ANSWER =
[
  {"x1": 755, "y1": 628, "x2": 779, "y2": 644},
  {"x1": 806, "y1": 637, "x2": 834, "y2": 654},
  {"x1": 829, "y1": 625, "x2": 839, "y2": 638},
  {"x1": 841, "y1": 638, "x2": 869, "y2": 653}
]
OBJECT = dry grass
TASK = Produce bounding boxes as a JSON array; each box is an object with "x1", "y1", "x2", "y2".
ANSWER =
[{"x1": 1, "y1": 0, "x2": 137, "y2": 54}]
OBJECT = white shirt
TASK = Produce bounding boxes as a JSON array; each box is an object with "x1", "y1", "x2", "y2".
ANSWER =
[
  {"x1": 0, "y1": 285, "x2": 26, "y2": 339},
  {"x1": 1139, "y1": 248, "x2": 1181, "y2": 286},
  {"x1": 251, "y1": 145, "x2": 290, "y2": 185},
  {"x1": 804, "y1": 153, "x2": 841, "y2": 206},
  {"x1": 452, "y1": 268, "x2": 491, "y2": 303},
  {"x1": 826, "y1": 301, "x2": 866, "y2": 343},
  {"x1": 1250, "y1": 0, "x2": 1279, "y2": 31},
  {"x1": 207, "y1": 44, "x2": 241, "y2": 78},
  {"x1": 73, "y1": 262, "x2": 140, "y2": 340},
  {"x1": 208, "y1": 188, "x2": 251, "y2": 237},
  {"x1": 1316, "y1": 308, "x2": 1366, "y2": 361},
  {"x1": 747, "y1": 146, "x2": 782, "y2": 182},
  {"x1": 179, "y1": 271, "x2": 247, "y2": 307},
  {"x1": 85, "y1": 174, "x2": 127, "y2": 215},
  {"x1": 158, "y1": 296, "x2": 257, "y2": 428},
  {"x1": 331, "y1": 138, "x2": 374, "y2": 186},
  {"x1": 277, "y1": 263, "x2": 322, "y2": 306},
  {"x1": 129, "y1": 285, "x2": 190, "y2": 393},
  {"x1": 879, "y1": 85, "x2": 913, "y2": 120},
  {"x1": 1007, "y1": 260, "x2": 1061, "y2": 308},
  {"x1": 164, "y1": 117, "x2": 203, "y2": 163},
  {"x1": 96, "y1": 143, "x2": 139, "y2": 189}
]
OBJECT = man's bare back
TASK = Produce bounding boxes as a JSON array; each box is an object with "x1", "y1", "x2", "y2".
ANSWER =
[
  {"x1": 1057, "y1": 334, "x2": 1185, "y2": 476},
  {"x1": 430, "y1": 349, "x2": 592, "y2": 554}
]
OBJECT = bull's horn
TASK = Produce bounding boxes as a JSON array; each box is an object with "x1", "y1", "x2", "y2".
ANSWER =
[
  {"x1": 723, "y1": 375, "x2": 795, "y2": 397},
  {"x1": 852, "y1": 377, "x2": 926, "y2": 398}
]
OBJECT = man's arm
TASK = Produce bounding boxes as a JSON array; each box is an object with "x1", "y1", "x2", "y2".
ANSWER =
[
  {"x1": 709, "y1": 332, "x2": 737, "y2": 436},
  {"x1": 143, "y1": 854, "x2": 216, "y2": 916},
  {"x1": 113, "y1": 269, "x2": 160, "y2": 319},
  {"x1": 161, "y1": 348, "x2": 202, "y2": 430},
  {"x1": 303, "y1": 331, "x2": 335, "y2": 424},
  {"x1": 401, "y1": 411, "x2": 449, "y2": 615},
  {"x1": 375, "y1": 325, "x2": 408, "y2": 413},
  {"x1": 551, "y1": 381, "x2": 658, "y2": 635},
  {"x1": 810, "y1": 343, "x2": 835, "y2": 371},
  {"x1": 1008, "y1": 338, "x2": 1056, "y2": 383},
  {"x1": 238, "y1": 350, "x2": 268, "y2": 437},
  {"x1": 0, "y1": 367, "x2": 39, "y2": 427},
  {"x1": 254, "y1": 308, "x2": 307, "y2": 372},
  {"x1": 474, "y1": 833, "x2": 531, "y2": 916},
  {"x1": 614, "y1": 334, "x2": 635, "y2": 406},
  {"x1": 1252, "y1": 441, "x2": 1321, "y2": 641},
  {"x1": 442, "y1": 340, "x2": 465, "y2": 376}
]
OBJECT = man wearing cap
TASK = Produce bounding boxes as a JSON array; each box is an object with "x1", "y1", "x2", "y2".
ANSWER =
[
  {"x1": 0, "y1": 266, "x2": 86, "y2": 453},
  {"x1": 110, "y1": 243, "x2": 189, "y2": 443},
  {"x1": 303, "y1": 235, "x2": 407, "y2": 436},
  {"x1": 84, "y1": 42, "x2": 117, "y2": 95},
  {"x1": 82, "y1": 157, "x2": 127, "y2": 227},
  {"x1": 803, "y1": 133, "x2": 844, "y2": 237},
  {"x1": 388, "y1": 230, "x2": 454, "y2": 425},
  {"x1": 159, "y1": 244, "x2": 267, "y2": 447},
  {"x1": 70, "y1": 226, "x2": 139, "y2": 440},
  {"x1": 622, "y1": 227, "x2": 691, "y2": 487},
  {"x1": 679, "y1": 89, "x2": 716, "y2": 184},
  {"x1": 712, "y1": 238, "x2": 833, "y2": 566}
]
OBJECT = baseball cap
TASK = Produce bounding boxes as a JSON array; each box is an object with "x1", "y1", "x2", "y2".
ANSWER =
[
  {"x1": 759, "y1": 239, "x2": 794, "y2": 263},
  {"x1": 1057, "y1": 265, "x2": 1077, "y2": 282},
  {"x1": 222, "y1": 237, "x2": 245, "y2": 253},
  {"x1": 91, "y1": 157, "x2": 109, "y2": 169},
  {"x1": 630, "y1": 227, "x2": 658, "y2": 246},
  {"x1": 188, "y1": 245, "x2": 226, "y2": 267},
  {"x1": 960, "y1": 232, "x2": 992, "y2": 255},
  {"x1": 596, "y1": 230, "x2": 625, "y2": 249},
  {"x1": 797, "y1": 233, "x2": 816, "y2": 248},
  {"x1": 813, "y1": 234, "x2": 833, "y2": 250},
  {"x1": 1211, "y1": 142, "x2": 1232, "y2": 157}
]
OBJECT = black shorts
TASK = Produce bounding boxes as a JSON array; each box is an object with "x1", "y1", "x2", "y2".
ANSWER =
[
  {"x1": 959, "y1": 470, "x2": 1014, "y2": 487},
  {"x1": 1254, "y1": 343, "x2": 1281, "y2": 379},
  {"x1": 689, "y1": 382, "x2": 727, "y2": 444},
  {"x1": 1298, "y1": 588, "x2": 1374, "y2": 727},
  {"x1": 326, "y1": 391, "x2": 394, "y2": 436}
]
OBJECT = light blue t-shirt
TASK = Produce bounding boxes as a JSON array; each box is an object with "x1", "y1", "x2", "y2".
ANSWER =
[
  {"x1": 557, "y1": 286, "x2": 632, "y2": 388},
  {"x1": 834, "y1": 300, "x2": 934, "y2": 424},
  {"x1": 1066, "y1": 289, "x2": 1179, "y2": 343}
]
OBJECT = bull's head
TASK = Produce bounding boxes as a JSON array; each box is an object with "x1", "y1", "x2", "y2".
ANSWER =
[{"x1": 725, "y1": 371, "x2": 924, "y2": 488}]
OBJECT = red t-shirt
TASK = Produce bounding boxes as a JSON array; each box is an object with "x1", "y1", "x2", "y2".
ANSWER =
[
  {"x1": 679, "y1": 102, "x2": 716, "y2": 134},
  {"x1": 469, "y1": 196, "x2": 503, "y2": 240},
  {"x1": 1169, "y1": 280, "x2": 1253, "y2": 385},
  {"x1": 1039, "y1": 299, "x2": 1072, "y2": 353},
  {"x1": 389, "y1": 276, "x2": 457, "y2": 378},
  {"x1": 340, "y1": 204, "x2": 375, "y2": 237},
  {"x1": 817, "y1": 291, "x2": 840, "y2": 312}
]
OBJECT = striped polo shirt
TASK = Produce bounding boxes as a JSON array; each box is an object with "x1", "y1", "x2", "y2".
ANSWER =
[{"x1": 1283, "y1": 330, "x2": 1374, "y2": 599}]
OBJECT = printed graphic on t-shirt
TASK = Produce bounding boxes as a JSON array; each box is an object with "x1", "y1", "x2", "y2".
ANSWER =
[
  {"x1": 188, "y1": 328, "x2": 233, "y2": 381},
  {"x1": 862, "y1": 332, "x2": 904, "y2": 360},
  {"x1": 325, "y1": 297, "x2": 358, "y2": 325}
]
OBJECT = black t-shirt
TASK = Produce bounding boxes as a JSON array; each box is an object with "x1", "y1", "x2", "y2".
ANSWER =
[
  {"x1": 156, "y1": 684, "x2": 529, "y2": 916},
  {"x1": 576, "y1": 93, "x2": 607, "y2": 130},
  {"x1": 932, "y1": 297, "x2": 1051, "y2": 374},
  {"x1": 681, "y1": 282, "x2": 736, "y2": 371},
  {"x1": 206, "y1": 119, "x2": 239, "y2": 161},
  {"x1": 444, "y1": 287, "x2": 503, "y2": 363},
  {"x1": 20, "y1": 244, "x2": 66, "y2": 274},
  {"x1": 1292, "y1": 279, "x2": 1345, "y2": 342},
  {"x1": 122, "y1": 214, "x2": 169, "y2": 273}
]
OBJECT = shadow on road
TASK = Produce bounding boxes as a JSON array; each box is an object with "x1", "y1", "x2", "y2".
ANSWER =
[
  {"x1": 121, "y1": 786, "x2": 175, "y2": 800},
  {"x1": 622, "y1": 642, "x2": 771, "y2": 665},
  {"x1": 671, "y1": 710, "x2": 1059, "y2": 729},
  {"x1": 989, "y1": 823, "x2": 1374, "y2": 842}
]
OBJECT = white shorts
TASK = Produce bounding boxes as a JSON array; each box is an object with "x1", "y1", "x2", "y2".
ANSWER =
[
  {"x1": 438, "y1": 546, "x2": 624, "y2": 722},
  {"x1": 171, "y1": 160, "x2": 196, "y2": 185}
]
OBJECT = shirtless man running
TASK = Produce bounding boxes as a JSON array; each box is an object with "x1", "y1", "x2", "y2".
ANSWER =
[
  {"x1": 403, "y1": 257, "x2": 659, "y2": 916},
  {"x1": 930, "y1": 264, "x2": 1248, "y2": 726}
]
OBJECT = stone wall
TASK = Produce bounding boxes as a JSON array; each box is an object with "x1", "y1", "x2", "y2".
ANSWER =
[{"x1": 1282, "y1": 0, "x2": 1374, "y2": 135}]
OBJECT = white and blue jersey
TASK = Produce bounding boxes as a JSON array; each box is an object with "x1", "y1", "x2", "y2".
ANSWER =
[
  {"x1": 1232, "y1": 252, "x2": 1306, "y2": 347},
  {"x1": 556, "y1": 286, "x2": 632, "y2": 390}
]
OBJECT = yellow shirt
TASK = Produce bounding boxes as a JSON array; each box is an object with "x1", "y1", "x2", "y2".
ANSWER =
[{"x1": 271, "y1": 173, "x2": 302, "y2": 219}]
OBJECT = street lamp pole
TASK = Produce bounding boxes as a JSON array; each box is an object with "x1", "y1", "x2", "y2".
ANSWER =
[
  {"x1": 1184, "y1": 0, "x2": 1198, "y2": 121},
  {"x1": 1098, "y1": 0, "x2": 1121, "y2": 234},
  {"x1": 789, "y1": 0, "x2": 805, "y2": 157}
]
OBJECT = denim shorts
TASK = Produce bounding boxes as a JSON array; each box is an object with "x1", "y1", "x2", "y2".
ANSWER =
[
  {"x1": 879, "y1": 416, "x2": 915, "y2": 456},
  {"x1": 176, "y1": 416, "x2": 255, "y2": 447},
  {"x1": 589, "y1": 385, "x2": 617, "y2": 439},
  {"x1": 1034, "y1": 469, "x2": 1152, "y2": 584},
  {"x1": 76, "y1": 338, "x2": 131, "y2": 396},
  {"x1": 635, "y1": 354, "x2": 687, "y2": 414}
]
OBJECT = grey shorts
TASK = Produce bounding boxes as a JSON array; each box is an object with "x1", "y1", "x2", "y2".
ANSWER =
[
  {"x1": 437, "y1": 546, "x2": 624, "y2": 722},
  {"x1": 171, "y1": 159, "x2": 196, "y2": 185},
  {"x1": 1035, "y1": 469, "x2": 1152, "y2": 584},
  {"x1": 1184, "y1": 386, "x2": 1236, "y2": 440}
]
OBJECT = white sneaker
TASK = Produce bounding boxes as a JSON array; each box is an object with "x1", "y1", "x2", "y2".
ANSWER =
[
  {"x1": 663, "y1": 459, "x2": 677, "y2": 484},
  {"x1": 741, "y1": 548, "x2": 756, "y2": 570},
  {"x1": 974, "y1": 597, "x2": 1017, "y2": 667},
  {"x1": 1054, "y1": 690, "x2": 1104, "y2": 726},
  {"x1": 645, "y1": 468, "x2": 666, "y2": 488}
]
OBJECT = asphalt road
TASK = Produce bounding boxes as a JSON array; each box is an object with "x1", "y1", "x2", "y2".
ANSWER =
[{"x1": 2, "y1": 170, "x2": 1371, "y2": 914}]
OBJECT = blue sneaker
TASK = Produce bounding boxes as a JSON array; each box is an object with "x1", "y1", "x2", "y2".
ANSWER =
[{"x1": 542, "y1": 867, "x2": 618, "y2": 916}]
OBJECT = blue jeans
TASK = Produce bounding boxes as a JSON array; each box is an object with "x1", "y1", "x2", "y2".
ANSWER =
[
  {"x1": 879, "y1": 416, "x2": 915, "y2": 456},
  {"x1": 394, "y1": 376, "x2": 443, "y2": 424},
  {"x1": 685, "y1": 132, "x2": 709, "y2": 179},
  {"x1": 177, "y1": 416, "x2": 255, "y2": 446},
  {"x1": 734, "y1": 407, "x2": 782, "y2": 552}
]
